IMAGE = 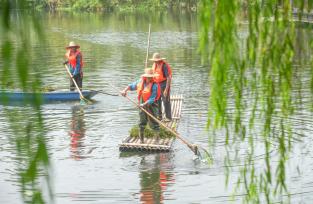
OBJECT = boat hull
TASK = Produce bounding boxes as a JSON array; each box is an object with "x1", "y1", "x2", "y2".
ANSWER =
[{"x1": 0, "y1": 90, "x2": 97, "y2": 102}]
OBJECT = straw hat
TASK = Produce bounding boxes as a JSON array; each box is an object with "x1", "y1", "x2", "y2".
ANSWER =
[
  {"x1": 141, "y1": 68, "x2": 159, "y2": 78},
  {"x1": 149, "y1": 52, "x2": 166, "y2": 61},
  {"x1": 66, "y1": 41, "x2": 80, "y2": 49}
]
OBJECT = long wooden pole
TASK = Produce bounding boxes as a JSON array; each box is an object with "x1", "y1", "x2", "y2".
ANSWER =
[
  {"x1": 90, "y1": 90, "x2": 118, "y2": 96},
  {"x1": 108, "y1": 83, "x2": 199, "y2": 155},
  {"x1": 64, "y1": 64, "x2": 90, "y2": 103},
  {"x1": 145, "y1": 24, "x2": 151, "y2": 68}
]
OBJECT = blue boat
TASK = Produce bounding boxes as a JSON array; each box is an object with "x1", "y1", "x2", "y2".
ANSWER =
[{"x1": 0, "y1": 90, "x2": 98, "y2": 102}]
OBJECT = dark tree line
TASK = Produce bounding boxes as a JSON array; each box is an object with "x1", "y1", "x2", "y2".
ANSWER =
[{"x1": 21, "y1": 0, "x2": 199, "y2": 11}]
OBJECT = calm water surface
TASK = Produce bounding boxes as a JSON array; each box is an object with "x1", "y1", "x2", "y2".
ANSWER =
[{"x1": 0, "y1": 11, "x2": 313, "y2": 203}]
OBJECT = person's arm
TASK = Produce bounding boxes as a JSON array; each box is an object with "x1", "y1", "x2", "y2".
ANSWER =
[
  {"x1": 72, "y1": 54, "x2": 81, "y2": 76},
  {"x1": 121, "y1": 86, "x2": 130, "y2": 97},
  {"x1": 69, "y1": 65, "x2": 74, "y2": 75},
  {"x1": 163, "y1": 63, "x2": 171, "y2": 97},
  {"x1": 121, "y1": 80, "x2": 139, "y2": 96}
]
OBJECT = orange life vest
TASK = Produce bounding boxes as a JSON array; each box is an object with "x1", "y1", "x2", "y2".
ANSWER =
[
  {"x1": 152, "y1": 61, "x2": 172, "y2": 83},
  {"x1": 137, "y1": 78, "x2": 161, "y2": 102},
  {"x1": 65, "y1": 50, "x2": 84, "y2": 70}
]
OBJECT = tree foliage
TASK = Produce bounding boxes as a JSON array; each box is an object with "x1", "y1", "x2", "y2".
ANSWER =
[
  {"x1": 0, "y1": 1, "x2": 52, "y2": 203},
  {"x1": 199, "y1": 0, "x2": 312, "y2": 203},
  {"x1": 18, "y1": 0, "x2": 199, "y2": 11}
]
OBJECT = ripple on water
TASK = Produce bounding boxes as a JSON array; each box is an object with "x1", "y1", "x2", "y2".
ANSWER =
[{"x1": 1, "y1": 11, "x2": 313, "y2": 204}]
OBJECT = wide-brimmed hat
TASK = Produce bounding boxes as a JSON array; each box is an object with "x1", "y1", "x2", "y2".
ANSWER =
[
  {"x1": 149, "y1": 52, "x2": 166, "y2": 61},
  {"x1": 66, "y1": 41, "x2": 80, "y2": 49},
  {"x1": 141, "y1": 68, "x2": 159, "y2": 78}
]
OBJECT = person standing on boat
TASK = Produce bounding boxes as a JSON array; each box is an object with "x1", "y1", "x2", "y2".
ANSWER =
[
  {"x1": 121, "y1": 68, "x2": 161, "y2": 143},
  {"x1": 150, "y1": 53, "x2": 172, "y2": 122},
  {"x1": 64, "y1": 41, "x2": 84, "y2": 91}
]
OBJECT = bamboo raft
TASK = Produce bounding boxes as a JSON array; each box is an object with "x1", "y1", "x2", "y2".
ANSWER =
[{"x1": 119, "y1": 94, "x2": 184, "y2": 152}]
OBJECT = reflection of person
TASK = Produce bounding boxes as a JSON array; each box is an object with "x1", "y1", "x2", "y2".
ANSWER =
[
  {"x1": 150, "y1": 53, "x2": 172, "y2": 122},
  {"x1": 121, "y1": 68, "x2": 161, "y2": 143},
  {"x1": 69, "y1": 106, "x2": 86, "y2": 160},
  {"x1": 64, "y1": 41, "x2": 84, "y2": 91},
  {"x1": 139, "y1": 154, "x2": 174, "y2": 204}
]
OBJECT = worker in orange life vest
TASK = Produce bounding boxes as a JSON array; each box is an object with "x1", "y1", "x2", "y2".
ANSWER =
[
  {"x1": 150, "y1": 53, "x2": 172, "y2": 122},
  {"x1": 64, "y1": 41, "x2": 84, "y2": 91},
  {"x1": 121, "y1": 68, "x2": 161, "y2": 143}
]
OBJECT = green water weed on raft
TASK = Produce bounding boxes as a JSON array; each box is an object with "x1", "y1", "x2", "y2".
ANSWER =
[{"x1": 129, "y1": 125, "x2": 176, "y2": 138}]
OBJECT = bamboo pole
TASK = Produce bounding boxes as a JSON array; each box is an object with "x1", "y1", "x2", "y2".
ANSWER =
[
  {"x1": 64, "y1": 64, "x2": 91, "y2": 104},
  {"x1": 108, "y1": 83, "x2": 200, "y2": 155},
  {"x1": 145, "y1": 24, "x2": 151, "y2": 68}
]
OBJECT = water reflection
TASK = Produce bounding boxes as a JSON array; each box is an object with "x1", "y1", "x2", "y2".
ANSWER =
[
  {"x1": 1, "y1": 9, "x2": 313, "y2": 204},
  {"x1": 69, "y1": 105, "x2": 86, "y2": 160},
  {"x1": 139, "y1": 154, "x2": 175, "y2": 204}
]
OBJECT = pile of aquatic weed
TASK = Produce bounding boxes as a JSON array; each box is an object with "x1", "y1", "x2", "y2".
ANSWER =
[{"x1": 129, "y1": 125, "x2": 176, "y2": 138}]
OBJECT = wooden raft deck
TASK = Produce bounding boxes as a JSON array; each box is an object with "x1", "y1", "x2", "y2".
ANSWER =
[{"x1": 119, "y1": 94, "x2": 183, "y2": 152}]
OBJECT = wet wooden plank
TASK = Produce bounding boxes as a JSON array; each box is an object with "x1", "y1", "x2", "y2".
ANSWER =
[
  {"x1": 145, "y1": 137, "x2": 153, "y2": 144},
  {"x1": 119, "y1": 94, "x2": 183, "y2": 152},
  {"x1": 122, "y1": 136, "x2": 132, "y2": 143},
  {"x1": 121, "y1": 143, "x2": 170, "y2": 148},
  {"x1": 163, "y1": 138, "x2": 171, "y2": 146}
]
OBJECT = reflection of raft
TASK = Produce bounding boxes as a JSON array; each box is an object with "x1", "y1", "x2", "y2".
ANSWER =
[{"x1": 119, "y1": 95, "x2": 183, "y2": 152}]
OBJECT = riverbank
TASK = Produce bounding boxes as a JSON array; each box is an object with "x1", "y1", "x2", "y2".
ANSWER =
[{"x1": 32, "y1": 0, "x2": 198, "y2": 12}]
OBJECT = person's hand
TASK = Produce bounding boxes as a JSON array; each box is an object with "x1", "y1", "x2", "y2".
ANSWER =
[
  {"x1": 63, "y1": 60, "x2": 68, "y2": 65},
  {"x1": 139, "y1": 102, "x2": 147, "y2": 108},
  {"x1": 164, "y1": 89, "x2": 168, "y2": 97},
  {"x1": 120, "y1": 89, "x2": 127, "y2": 97},
  {"x1": 120, "y1": 91, "x2": 126, "y2": 97}
]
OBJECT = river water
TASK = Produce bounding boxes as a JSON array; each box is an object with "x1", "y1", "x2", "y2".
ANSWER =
[{"x1": 0, "y1": 11, "x2": 313, "y2": 203}]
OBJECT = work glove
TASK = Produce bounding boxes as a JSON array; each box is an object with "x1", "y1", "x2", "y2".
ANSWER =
[
  {"x1": 121, "y1": 91, "x2": 126, "y2": 97},
  {"x1": 121, "y1": 88, "x2": 128, "y2": 97},
  {"x1": 139, "y1": 102, "x2": 147, "y2": 108}
]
